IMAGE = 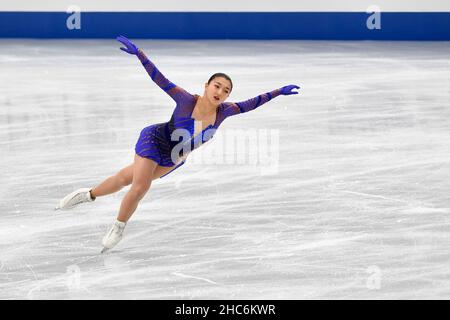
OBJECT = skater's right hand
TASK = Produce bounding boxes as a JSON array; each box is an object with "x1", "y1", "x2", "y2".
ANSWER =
[
  {"x1": 116, "y1": 35, "x2": 139, "y2": 55},
  {"x1": 280, "y1": 85, "x2": 300, "y2": 95}
]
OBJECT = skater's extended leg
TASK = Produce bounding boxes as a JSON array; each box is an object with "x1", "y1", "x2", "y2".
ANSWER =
[
  {"x1": 91, "y1": 160, "x2": 180, "y2": 200},
  {"x1": 117, "y1": 154, "x2": 157, "y2": 222},
  {"x1": 90, "y1": 163, "x2": 134, "y2": 198},
  {"x1": 56, "y1": 160, "x2": 177, "y2": 211}
]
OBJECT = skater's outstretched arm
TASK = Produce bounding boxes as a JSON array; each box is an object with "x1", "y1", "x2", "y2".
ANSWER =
[
  {"x1": 222, "y1": 85, "x2": 300, "y2": 118},
  {"x1": 116, "y1": 35, "x2": 190, "y2": 102},
  {"x1": 136, "y1": 48, "x2": 190, "y2": 102}
]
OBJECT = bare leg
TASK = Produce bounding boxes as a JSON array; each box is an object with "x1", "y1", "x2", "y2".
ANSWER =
[
  {"x1": 90, "y1": 164, "x2": 134, "y2": 198},
  {"x1": 117, "y1": 154, "x2": 158, "y2": 223},
  {"x1": 91, "y1": 160, "x2": 180, "y2": 200},
  {"x1": 152, "y1": 163, "x2": 180, "y2": 180}
]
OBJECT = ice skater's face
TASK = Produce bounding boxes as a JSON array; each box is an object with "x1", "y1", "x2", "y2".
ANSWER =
[{"x1": 204, "y1": 77, "x2": 232, "y2": 105}]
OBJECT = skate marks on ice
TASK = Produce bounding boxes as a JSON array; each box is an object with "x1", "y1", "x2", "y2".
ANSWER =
[{"x1": 1, "y1": 40, "x2": 450, "y2": 299}]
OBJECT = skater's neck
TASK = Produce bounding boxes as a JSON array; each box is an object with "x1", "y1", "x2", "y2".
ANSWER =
[{"x1": 196, "y1": 95, "x2": 218, "y2": 116}]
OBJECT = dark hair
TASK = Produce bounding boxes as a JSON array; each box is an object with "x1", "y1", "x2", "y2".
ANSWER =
[{"x1": 208, "y1": 73, "x2": 233, "y2": 92}]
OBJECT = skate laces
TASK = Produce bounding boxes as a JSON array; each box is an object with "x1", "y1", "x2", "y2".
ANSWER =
[
  {"x1": 114, "y1": 222, "x2": 126, "y2": 233},
  {"x1": 73, "y1": 192, "x2": 89, "y2": 205},
  {"x1": 108, "y1": 222, "x2": 125, "y2": 237}
]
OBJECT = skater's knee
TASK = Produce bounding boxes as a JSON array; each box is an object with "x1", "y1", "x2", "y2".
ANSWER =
[
  {"x1": 116, "y1": 165, "x2": 134, "y2": 187},
  {"x1": 129, "y1": 183, "x2": 150, "y2": 198},
  {"x1": 116, "y1": 174, "x2": 131, "y2": 187}
]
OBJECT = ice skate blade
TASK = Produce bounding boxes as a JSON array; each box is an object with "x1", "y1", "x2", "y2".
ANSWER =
[
  {"x1": 55, "y1": 205, "x2": 75, "y2": 211},
  {"x1": 101, "y1": 247, "x2": 109, "y2": 254}
]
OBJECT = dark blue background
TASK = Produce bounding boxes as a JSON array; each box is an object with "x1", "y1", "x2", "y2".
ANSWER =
[{"x1": 0, "y1": 12, "x2": 449, "y2": 40}]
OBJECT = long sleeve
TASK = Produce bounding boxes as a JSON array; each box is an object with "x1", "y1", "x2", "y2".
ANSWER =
[
  {"x1": 136, "y1": 48, "x2": 190, "y2": 102},
  {"x1": 221, "y1": 88, "x2": 282, "y2": 119}
]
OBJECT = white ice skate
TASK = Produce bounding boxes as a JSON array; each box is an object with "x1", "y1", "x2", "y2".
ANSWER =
[
  {"x1": 55, "y1": 188, "x2": 95, "y2": 210},
  {"x1": 101, "y1": 220, "x2": 127, "y2": 253}
]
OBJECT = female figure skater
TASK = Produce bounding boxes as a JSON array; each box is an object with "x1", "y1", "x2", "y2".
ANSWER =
[{"x1": 55, "y1": 36, "x2": 300, "y2": 253}]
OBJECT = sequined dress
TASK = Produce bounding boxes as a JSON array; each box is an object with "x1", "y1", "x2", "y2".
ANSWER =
[{"x1": 134, "y1": 49, "x2": 282, "y2": 178}]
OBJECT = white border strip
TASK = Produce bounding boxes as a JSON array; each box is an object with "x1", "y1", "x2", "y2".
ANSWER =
[{"x1": 0, "y1": 0, "x2": 450, "y2": 12}]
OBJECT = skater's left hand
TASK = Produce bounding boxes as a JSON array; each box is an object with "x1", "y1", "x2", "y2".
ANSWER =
[
  {"x1": 280, "y1": 85, "x2": 300, "y2": 95},
  {"x1": 116, "y1": 35, "x2": 139, "y2": 55}
]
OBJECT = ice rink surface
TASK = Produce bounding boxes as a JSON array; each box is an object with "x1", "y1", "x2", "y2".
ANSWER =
[{"x1": 0, "y1": 40, "x2": 449, "y2": 299}]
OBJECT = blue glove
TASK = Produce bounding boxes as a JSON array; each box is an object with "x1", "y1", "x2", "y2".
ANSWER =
[
  {"x1": 116, "y1": 35, "x2": 139, "y2": 55},
  {"x1": 280, "y1": 85, "x2": 300, "y2": 95}
]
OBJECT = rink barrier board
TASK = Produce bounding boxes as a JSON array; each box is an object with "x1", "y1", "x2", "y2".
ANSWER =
[{"x1": 0, "y1": 12, "x2": 449, "y2": 40}]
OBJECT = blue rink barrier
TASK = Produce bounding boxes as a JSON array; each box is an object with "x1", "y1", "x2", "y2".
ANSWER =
[{"x1": 0, "y1": 12, "x2": 449, "y2": 40}]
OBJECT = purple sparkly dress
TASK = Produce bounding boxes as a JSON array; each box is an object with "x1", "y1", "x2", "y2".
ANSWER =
[{"x1": 134, "y1": 49, "x2": 282, "y2": 178}]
